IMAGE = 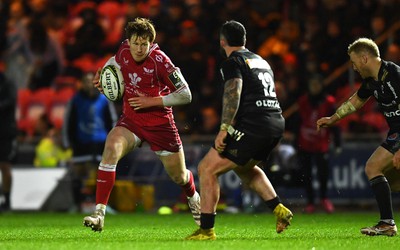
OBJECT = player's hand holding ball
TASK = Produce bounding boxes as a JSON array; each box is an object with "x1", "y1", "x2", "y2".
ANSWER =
[
  {"x1": 93, "y1": 68, "x2": 103, "y2": 93},
  {"x1": 99, "y1": 65, "x2": 125, "y2": 102}
]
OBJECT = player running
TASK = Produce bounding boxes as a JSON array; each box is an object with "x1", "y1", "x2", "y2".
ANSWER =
[
  {"x1": 186, "y1": 20, "x2": 293, "y2": 240},
  {"x1": 318, "y1": 37, "x2": 400, "y2": 236},
  {"x1": 83, "y1": 17, "x2": 200, "y2": 232}
]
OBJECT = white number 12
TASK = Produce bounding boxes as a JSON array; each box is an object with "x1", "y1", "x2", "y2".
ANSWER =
[{"x1": 258, "y1": 72, "x2": 276, "y2": 97}]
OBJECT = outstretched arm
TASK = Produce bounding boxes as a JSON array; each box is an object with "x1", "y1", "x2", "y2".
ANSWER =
[{"x1": 317, "y1": 92, "x2": 369, "y2": 131}]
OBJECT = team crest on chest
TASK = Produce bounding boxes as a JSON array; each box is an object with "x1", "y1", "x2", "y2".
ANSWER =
[{"x1": 129, "y1": 72, "x2": 142, "y2": 87}]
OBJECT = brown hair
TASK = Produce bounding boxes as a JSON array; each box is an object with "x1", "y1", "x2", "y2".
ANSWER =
[{"x1": 125, "y1": 17, "x2": 156, "y2": 43}]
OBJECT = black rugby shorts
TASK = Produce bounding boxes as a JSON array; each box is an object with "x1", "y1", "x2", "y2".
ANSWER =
[
  {"x1": 220, "y1": 132, "x2": 282, "y2": 166},
  {"x1": 382, "y1": 132, "x2": 400, "y2": 154}
]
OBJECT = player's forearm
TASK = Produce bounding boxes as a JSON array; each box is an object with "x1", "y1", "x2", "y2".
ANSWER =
[
  {"x1": 161, "y1": 85, "x2": 192, "y2": 106},
  {"x1": 334, "y1": 93, "x2": 366, "y2": 119},
  {"x1": 334, "y1": 100, "x2": 356, "y2": 119},
  {"x1": 221, "y1": 78, "x2": 242, "y2": 128}
]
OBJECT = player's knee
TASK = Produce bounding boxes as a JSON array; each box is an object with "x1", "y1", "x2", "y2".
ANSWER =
[
  {"x1": 102, "y1": 143, "x2": 123, "y2": 163},
  {"x1": 364, "y1": 163, "x2": 379, "y2": 179},
  {"x1": 198, "y1": 159, "x2": 214, "y2": 178},
  {"x1": 169, "y1": 172, "x2": 186, "y2": 185}
]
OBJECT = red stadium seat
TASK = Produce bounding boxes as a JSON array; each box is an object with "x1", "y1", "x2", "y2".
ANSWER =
[
  {"x1": 16, "y1": 88, "x2": 32, "y2": 122},
  {"x1": 97, "y1": 1, "x2": 125, "y2": 47},
  {"x1": 22, "y1": 88, "x2": 56, "y2": 135},
  {"x1": 50, "y1": 87, "x2": 76, "y2": 129},
  {"x1": 16, "y1": 88, "x2": 32, "y2": 135}
]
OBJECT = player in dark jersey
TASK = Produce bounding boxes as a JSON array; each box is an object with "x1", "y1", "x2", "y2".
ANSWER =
[
  {"x1": 83, "y1": 18, "x2": 200, "y2": 232},
  {"x1": 186, "y1": 20, "x2": 293, "y2": 240},
  {"x1": 0, "y1": 77, "x2": 17, "y2": 212},
  {"x1": 318, "y1": 37, "x2": 400, "y2": 236}
]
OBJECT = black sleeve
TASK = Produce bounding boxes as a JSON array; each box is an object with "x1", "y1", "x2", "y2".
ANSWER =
[
  {"x1": 220, "y1": 57, "x2": 242, "y2": 82},
  {"x1": 357, "y1": 80, "x2": 373, "y2": 100}
]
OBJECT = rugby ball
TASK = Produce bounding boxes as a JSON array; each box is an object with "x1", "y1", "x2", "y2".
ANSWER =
[{"x1": 100, "y1": 65, "x2": 124, "y2": 101}]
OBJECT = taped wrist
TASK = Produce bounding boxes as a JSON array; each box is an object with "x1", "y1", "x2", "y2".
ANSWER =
[
  {"x1": 335, "y1": 101, "x2": 356, "y2": 119},
  {"x1": 220, "y1": 123, "x2": 230, "y2": 131}
]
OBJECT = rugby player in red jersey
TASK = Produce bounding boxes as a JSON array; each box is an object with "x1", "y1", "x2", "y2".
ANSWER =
[{"x1": 83, "y1": 17, "x2": 200, "y2": 232}]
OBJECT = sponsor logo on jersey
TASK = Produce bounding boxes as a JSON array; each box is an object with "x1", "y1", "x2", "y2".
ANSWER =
[
  {"x1": 255, "y1": 99, "x2": 280, "y2": 108},
  {"x1": 143, "y1": 67, "x2": 154, "y2": 74},
  {"x1": 386, "y1": 81, "x2": 398, "y2": 99},
  {"x1": 381, "y1": 100, "x2": 396, "y2": 107},
  {"x1": 168, "y1": 70, "x2": 185, "y2": 89},
  {"x1": 388, "y1": 133, "x2": 398, "y2": 140},
  {"x1": 245, "y1": 58, "x2": 271, "y2": 70},
  {"x1": 123, "y1": 57, "x2": 129, "y2": 64},
  {"x1": 384, "y1": 110, "x2": 400, "y2": 117},
  {"x1": 155, "y1": 54, "x2": 163, "y2": 63}
]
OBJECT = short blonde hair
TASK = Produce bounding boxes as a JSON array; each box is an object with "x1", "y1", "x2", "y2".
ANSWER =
[{"x1": 347, "y1": 37, "x2": 380, "y2": 57}]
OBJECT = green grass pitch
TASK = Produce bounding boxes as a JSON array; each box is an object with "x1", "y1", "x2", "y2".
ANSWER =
[{"x1": 0, "y1": 212, "x2": 399, "y2": 250}]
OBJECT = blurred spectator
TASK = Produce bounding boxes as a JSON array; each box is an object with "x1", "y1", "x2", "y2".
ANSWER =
[
  {"x1": 65, "y1": 5, "x2": 106, "y2": 61},
  {"x1": 169, "y1": 20, "x2": 209, "y2": 96},
  {"x1": 34, "y1": 126, "x2": 71, "y2": 168},
  {"x1": 161, "y1": 1, "x2": 184, "y2": 38},
  {"x1": 197, "y1": 106, "x2": 220, "y2": 135},
  {"x1": 257, "y1": 20, "x2": 299, "y2": 60},
  {"x1": 385, "y1": 42, "x2": 400, "y2": 64},
  {"x1": 294, "y1": 75, "x2": 341, "y2": 213},
  {"x1": 97, "y1": 0, "x2": 126, "y2": 52},
  {"x1": 218, "y1": 0, "x2": 250, "y2": 31},
  {"x1": 44, "y1": 0, "x2": 70, "y2": 47},
  {"x1": 369, "y1": 14, "x2": 389, "y2": 56},
  {"x1": 62, "y1": 71, "x2": 117, "y2": 212},
  {"x1": 318, "y1": 19, "x2": 349, "y2": 78},
  {"x1": 33, "y1": 113, "x2": 71, "y2": 167},
  {"x1": 4, "y1": 0, "x2": 30, "y2": 89},
  {"x1": 26, "y1": 19, "x2": 65, "y2": 90}
]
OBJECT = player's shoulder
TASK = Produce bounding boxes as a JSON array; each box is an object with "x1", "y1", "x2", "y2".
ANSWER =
[
  {"x1": 384, "y1": 60, "x2": 400, "y2": 77},
  {"x1": 116, "y1": 39, "x2": 129, "y2": 52},
  {"x1": 115, "y1": 39, "x2": 130, "y2": 63},
  {"x1": 148, "y1": 44, "x2": 171, "y2": 63}
]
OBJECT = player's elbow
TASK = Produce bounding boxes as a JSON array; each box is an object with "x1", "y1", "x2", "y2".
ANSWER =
[
  {"x1": 180, "y1": 87, "x2": 192, "y2": 104},
  {"x1": 185, "y1": 89, "x2": 192, "y2": 104}
]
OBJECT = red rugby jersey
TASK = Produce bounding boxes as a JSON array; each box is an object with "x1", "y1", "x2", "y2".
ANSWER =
[
  {"x1": 297, "y1": 95, "x2": 336, "y2": 152},
  {"x1": 115, "y1": 40, "x2": 180, "y2": 126}
]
